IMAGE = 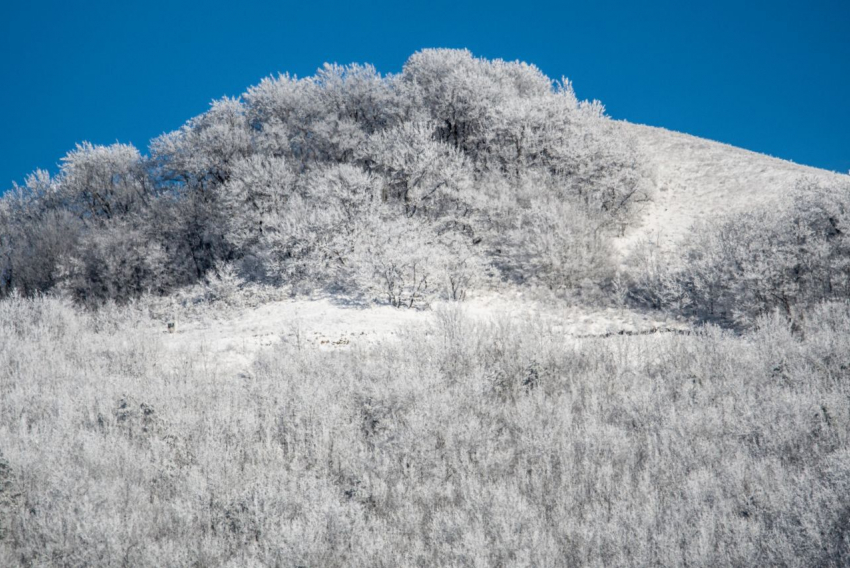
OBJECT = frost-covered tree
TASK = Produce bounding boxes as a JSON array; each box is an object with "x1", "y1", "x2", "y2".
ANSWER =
[
  {"x1": 0, "y1": 171, "x2": 81, "y2": 296},
  {"x1": 309, "y1": 63, "x2": 407, "y2": 161},
  {"x1": 303, "y1": 163, "x2": 382, "y2": 269},
  {"x1": 230, "y1": 163, "x2": 385, "y2": 287},
  {"x1": 401, "y1": 49, "x2": 551, "y2": 163},
  {"x1": 150, "y1": 97, "x2": 252, "y2": 277},
  {"x1": 59, "y1": 142, "x2": 149, "y2": 223},
  {"x1": 151, "y1": 97, "x2": 251, "y2": 188},
  {"x1": 244, "y1": 64, "x2": 406, "y2": 166},
  {"x1": 57, "y1": 220, "x2": 167, "y2": 305},
  {"x1": 366, "y1": 122, "x2": 473, "y2": 217},
  {"x1": 220, "y1": 155, "x2": 296, "y2": 255},
  {"x1": 561, "y1": 103, "x2": 649, "y2": 228}
]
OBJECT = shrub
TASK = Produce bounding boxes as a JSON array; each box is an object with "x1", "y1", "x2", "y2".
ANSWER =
[
  {"x1": 628, "y1": 178, "x2": 850, "y2": 328},
  {"x1": 2, "y1": 295, "x2": 849, "y2": 565}
]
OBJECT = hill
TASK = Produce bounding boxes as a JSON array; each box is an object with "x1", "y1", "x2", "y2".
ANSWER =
[{"x1": 3, "y1": 50, "x2": 850, "y2": 567}]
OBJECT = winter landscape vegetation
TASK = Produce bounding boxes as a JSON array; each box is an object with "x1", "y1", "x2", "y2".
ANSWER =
[{"x1": 1, "y1": 49, "x2": 850, "y2": 566}]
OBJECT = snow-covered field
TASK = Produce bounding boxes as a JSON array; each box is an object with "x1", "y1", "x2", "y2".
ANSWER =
[
  {"x1": 4, "y1": 281, "x2": 849, "y2": 566},
  {"x1": 161, "y1": 291, "x2": 688, "y2": 375}
]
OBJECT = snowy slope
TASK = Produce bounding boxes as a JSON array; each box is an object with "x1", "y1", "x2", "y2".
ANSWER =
[{"x1": 614, "y1": 121, "x2": 850, "y2": 261}]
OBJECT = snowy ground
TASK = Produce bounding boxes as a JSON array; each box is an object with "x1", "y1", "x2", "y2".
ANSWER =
[
  {"x1": 157, "y1": 292, "x2": 688, "y2": 374},
  {"x1": 615, "y1": 121, "x2": 850, "y2": 262}
]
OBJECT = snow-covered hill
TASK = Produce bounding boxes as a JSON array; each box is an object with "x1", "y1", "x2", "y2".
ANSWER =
[
  {"x1": 615, "y1": 121, "x2": 850, "y2": 261},
  {"x1": 156, "y1": 122, "x2": 849, "y2": 370}
]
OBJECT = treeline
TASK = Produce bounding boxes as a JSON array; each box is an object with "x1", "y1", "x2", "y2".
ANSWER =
[
  {"x1": 3, "y1": 49, "x2": 847, "y2": 328},
  {"x1": 0, "y1": 49, "x2": 648, "y2": 307}
]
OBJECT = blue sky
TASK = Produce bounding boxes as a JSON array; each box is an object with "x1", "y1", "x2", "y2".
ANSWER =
[{"x1": 2, "y1": 0, "x2": 848, "y2": 190}]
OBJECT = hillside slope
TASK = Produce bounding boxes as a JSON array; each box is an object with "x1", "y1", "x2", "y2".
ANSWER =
[{"x1": 615, "y1": 121, "x2": 850, "y2": 261}]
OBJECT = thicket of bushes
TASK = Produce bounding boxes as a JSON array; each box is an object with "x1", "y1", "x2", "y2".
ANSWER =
[
  {"x1": 627, "y1": 178, "x2": 850, "y2": 328},
  {"x1": 1, "y1": 296, "x2": 849, "y2": 566},
  {"x1": 0, "y1": 49, "x2": 649, "y2": 308}
]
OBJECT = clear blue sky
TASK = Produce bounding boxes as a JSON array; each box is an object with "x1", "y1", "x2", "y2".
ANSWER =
[{"x1": 2, "y1": 0, "x2": 848, "y2": 191}]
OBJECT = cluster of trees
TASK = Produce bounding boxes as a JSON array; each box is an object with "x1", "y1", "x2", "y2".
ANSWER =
[
  {"x1": 1, "y1": 49, "x2": 648, "y2": 306},
  {"x1": 629, "y1": 178, "x2": 850, "y2": 328}
]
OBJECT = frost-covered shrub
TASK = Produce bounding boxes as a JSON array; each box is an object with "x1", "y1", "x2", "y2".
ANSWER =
[
  {"x1": 633, "y1": 179, "x2": 850, "y2": 328},
  {"x1": 351, "y1": 216, "x2": 440, "y2": 308},
  {"x1": 433, "y1": 230, "x2": 486, "y2": 301},
  {"x1": 2, "y1": 295, "x2": 850, "y2": 566},
  {"x1": 198, "y1": 262, "x2": 247, "y2": 307},
  {"x1": 57, "y1": 221, "x2": 168, "y2": 305},
  {"x1": 492, "y1": 175, "x2": 616, "y2": 294}
]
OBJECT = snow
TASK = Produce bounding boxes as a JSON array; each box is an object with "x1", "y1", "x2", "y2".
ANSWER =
[
  {"x1": 158, "y1": 291, "x2": 686, "y2": 374},
  {"x1": 614, "y1": 121, "x2": 850, "y2": 263}
]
